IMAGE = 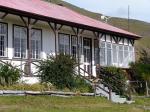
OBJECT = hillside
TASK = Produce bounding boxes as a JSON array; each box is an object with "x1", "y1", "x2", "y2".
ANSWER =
[{"x1": 45, "y1": 0, "x2": 150, "y2": 48}]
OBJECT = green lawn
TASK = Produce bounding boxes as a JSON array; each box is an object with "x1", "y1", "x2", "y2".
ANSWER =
[{"x1": 0, "y1": 96, "x2": 149, "y2": 112}]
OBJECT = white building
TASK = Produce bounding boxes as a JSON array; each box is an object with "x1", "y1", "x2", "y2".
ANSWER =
[{"x1": 0, "y1": 0, "x2": 141, "y2": 84}]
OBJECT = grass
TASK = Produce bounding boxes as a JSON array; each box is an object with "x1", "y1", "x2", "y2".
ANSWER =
[{"x1": 0, "y1": 96, "x2": 149, "y2": 112}]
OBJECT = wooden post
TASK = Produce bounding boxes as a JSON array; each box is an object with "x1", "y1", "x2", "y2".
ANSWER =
[
  {"x1": 20, "y1": 17, "x2": 38, "y2": 76},
  {"x1": 93, "y1": 32, "x2": 101, "y2": 77},
  {"x1": 109, "y1": 88, "x2": 112, "y2": 101},
  {"x1": 27, "y1": 18, "x2": 31, "y2": 76},
  {"x1": 77, "y1": 29, "x2": 80, "y2": 76},
  {"x1": 146, "y1": 81, "x2": 149, "y2": 97},
  {"x1": 94, "y1": 83, "x2": 96, "y2": 97},
  {"x1": 71, "y1": 27, "x2": 84, "y2": 76}
]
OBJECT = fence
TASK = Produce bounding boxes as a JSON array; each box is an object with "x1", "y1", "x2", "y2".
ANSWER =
[{"x1": 128, "y1": 80, "x2": 150, "y2": 97}]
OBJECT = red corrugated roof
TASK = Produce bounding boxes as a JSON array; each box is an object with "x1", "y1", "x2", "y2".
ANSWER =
[{"x1": 0, "y1": 0, "x2": 141, "y2": 39}]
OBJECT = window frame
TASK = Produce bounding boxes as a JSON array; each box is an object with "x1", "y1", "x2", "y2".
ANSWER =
[
  {"x1": 0, "y1": 22, "x2": 8, "y2": 58},
  {"x1": 13, "y1": 24, "x2": 42, "y2": 59},
  {"x1": 31, "y1": 28, "x2": 42, "y2": 59},
  {"x1": 58, "y1": 33, "x2": 70, "y2": 55},
  {"x1": 99, "y1": 35, "x2": 135, "y2": 68}
]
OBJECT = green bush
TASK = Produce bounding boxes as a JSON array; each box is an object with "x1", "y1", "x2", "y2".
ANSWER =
[
  {"x1": 97, "y1": 66, "x2": 127, "y2": 96},
  {"x1": 38, "y1": 53, "x2": 77, "y2": 90},
  {"x1": 129, "y1": 48, "x2": 150, "y2": 94},
  {"x1": 0, "y1": 63, "x2": 20, "y2": 86},
  {"x1": 38, "y1": 54, "x2": 93, "y2": 92}
]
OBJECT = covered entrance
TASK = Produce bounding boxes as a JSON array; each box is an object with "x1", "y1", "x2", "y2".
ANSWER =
[{"x1": 83, "y1": 38, "x2": 92, "y2": 75}]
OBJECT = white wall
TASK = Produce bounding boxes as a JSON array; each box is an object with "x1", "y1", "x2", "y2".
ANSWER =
[{"x1": 0, "y1": 13, "x2": 135, "y2": 84}]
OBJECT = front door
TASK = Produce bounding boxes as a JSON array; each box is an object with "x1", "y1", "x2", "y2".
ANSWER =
[{"x1": 83, "y1": 38, "x2": 92, "y2": 75}]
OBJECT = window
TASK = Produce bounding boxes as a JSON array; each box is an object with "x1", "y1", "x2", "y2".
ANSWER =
[
  {"x1": 14, "y1": 25, "x2": 42, "y2": 59},
  {"x1": 112, "y1": 44, "x2": 117, "y2": 64},
  {"x1": 118, "y1": 45, "x2": 123, "y2": 65},
  {"x1": 71, "y1": 36, "x2": 77, "y2": 58},
  {"x1": 14, "y1": 25, "x2": 27, "y2": 58},
  {"x1": 106, "y1": 43, "x2": 112, "y2": 66},
  {"x1": 129, "y1": 46, "x2": 135, "y2": 62},
  {"x1": 94, "y1": 39, "x2": 99, "y2": 65},
  {"x1": 58, "y1": 33, "x2": 70, "y2": 54},
  {"x1": 124, "y1": 46, "x2": 129, "y2": 62},
  {"x1": 0, "y1": 23, "x2": 7, "y2": 57},
  {"x1": 100, "y1": 41, "x2": 106, "y2": 66},
  {"x1": 31, "y1": 29, "x2": 41, "y2": 59}
]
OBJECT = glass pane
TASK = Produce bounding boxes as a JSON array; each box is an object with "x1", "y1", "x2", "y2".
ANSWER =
[
  {"x1": 14, "y1": 26, "x2": 27, "y2": 58},
  {"x1": 107, "y1": 43, "x2": 112, "y2": 66},
  {"x1": 58, "y1": 34, "x2": 70, "y2": 55},
  {"x1": 112, "y1": 44, "x2": 117, "y2": 63},
  {"x1": 118, "y1": 45, "x2": 123, "y2": 65},
  {"x1": 31, "y1": 29, "x2": 41, "y2": 59},
  {"x1": 124, "y1": 46, "x2": 129, "y2": 62},
  {"x1": 0, "y1": 23, "x2": 7, "y2": 57},
  {"x1": 71, "y1": 36, "x2": 77, "y2": 58},
  {"x1": 100, "y1": 42, "x2": 106, "y2": 66},
  {"x1": 100, "y1": 48, "x2": 105, "y2": 66}
]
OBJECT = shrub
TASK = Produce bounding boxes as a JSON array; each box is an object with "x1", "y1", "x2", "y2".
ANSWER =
[
  {"x1": 129, "y1": 48, "x2": 150, "y2": 94},
  {"x1": 0, "y1": 63, "x2": 20, "y2": 86},
  {"x1": 97, "y1": 66, "x2": 127, "y2": 96},
  {"x1": 38, "y1": 53, "x2": 77, "y2": 90}
]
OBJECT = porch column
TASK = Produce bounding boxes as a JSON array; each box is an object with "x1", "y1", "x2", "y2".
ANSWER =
[
  {"x1": 93, "y1": 32, "x2": 101, "y2": 77},
  {"x1": 27, "y1": 19, "x2": 32, "y2": 76},
  {"x1": 20, "y1": 17, "x2": 38, "y2": 76},
  {"x1": 71, "y1": 27, "x2": 84, "y2": 75}
]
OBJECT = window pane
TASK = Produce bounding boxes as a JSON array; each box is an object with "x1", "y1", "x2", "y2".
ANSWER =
[
  {"x1": 58, "y1": 34, "x2": 70, "y2": 55},
  {"x1": 0, "y1": 23, "x2": 7, "y2": 57},
  {"x1": 107, "y1": 43, "x2": 112, "y2": 66},
  {"x1": 31, "y1": 29, "x2": 41, "y2": 59},
  {"x1": 112, "y1": 44, "x2": 117, "y2": 64},
  {"x1": 124, "y1": 46, "x2": 129, "y2": 61},
  {"x1": 100, "y1": 42, "x2": 106, "y2": 66},
  {"x1": 129, "y1": 46, "x2": 135, "y2": 62},
  {"x1": 118, "y1": 45, "x2": 123, "y2": 65},
  {"x1": 71, "y1": 36, "x2": 77, "y2": 58},
  {"x1": 14, "y1": 26, "x2": 27, "y2": 58}
]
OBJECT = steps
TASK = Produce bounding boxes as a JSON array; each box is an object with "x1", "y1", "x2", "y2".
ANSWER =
[
  {"x1": 77, "y1": 67, "x2": 131, "y2": 104},
  {"x1": 95, "y1": 83, "x2": 127, "y2": 103}
]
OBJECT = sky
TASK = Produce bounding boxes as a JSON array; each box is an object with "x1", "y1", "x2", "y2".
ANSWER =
[{"x1": 63, "y1": 0, "x2": 150, "y2": 23}]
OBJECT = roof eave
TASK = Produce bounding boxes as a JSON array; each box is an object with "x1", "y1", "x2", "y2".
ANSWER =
[{"x1": 0, "y1": 5, "x2": 142, "y2": 39}]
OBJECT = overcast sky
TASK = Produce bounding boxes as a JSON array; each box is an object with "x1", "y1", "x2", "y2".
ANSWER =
[{"x1": 63, "y1": 0, "x2": 150, "y2": 23}]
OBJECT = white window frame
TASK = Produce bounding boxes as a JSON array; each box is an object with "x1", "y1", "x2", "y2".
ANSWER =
[
  {"x1": 13, "y1": 25, "x2": 27, "y2": 58},
  {"x1": 106, "y1": 42, "x2": 112, "y2": 66},
  {"x1": 100, "y1": 41, "x2": 106, "y2": 66},
  {"x1": 14, "y1": 25, "x2": 42, "y2": 59},
  {"x1": 31, "y1": 29, "x2": 42, "y2": 59},
  {"x1": 58, "y1": 33, "x2": 70, "y2": 55},
  {"x1": 112, "y1": 43, "x2": 118, "y2": 66},
  {"x1": 0, "y1": 23, "x2": 7, "y2": 57}
]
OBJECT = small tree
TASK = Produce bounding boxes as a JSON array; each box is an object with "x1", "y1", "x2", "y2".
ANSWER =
[
  {"x1": 129, "y1": 48, "x2": 150, "y2": 94},
  {"x1": 38, "y1": 53, "x2": 77, "y2": 90},
  {"x1": 0, "y1": 63, "x2": 20, "y2": 86},
  {"x1": 97, "y1": 66, "x2": 127, "y2": 96}
]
